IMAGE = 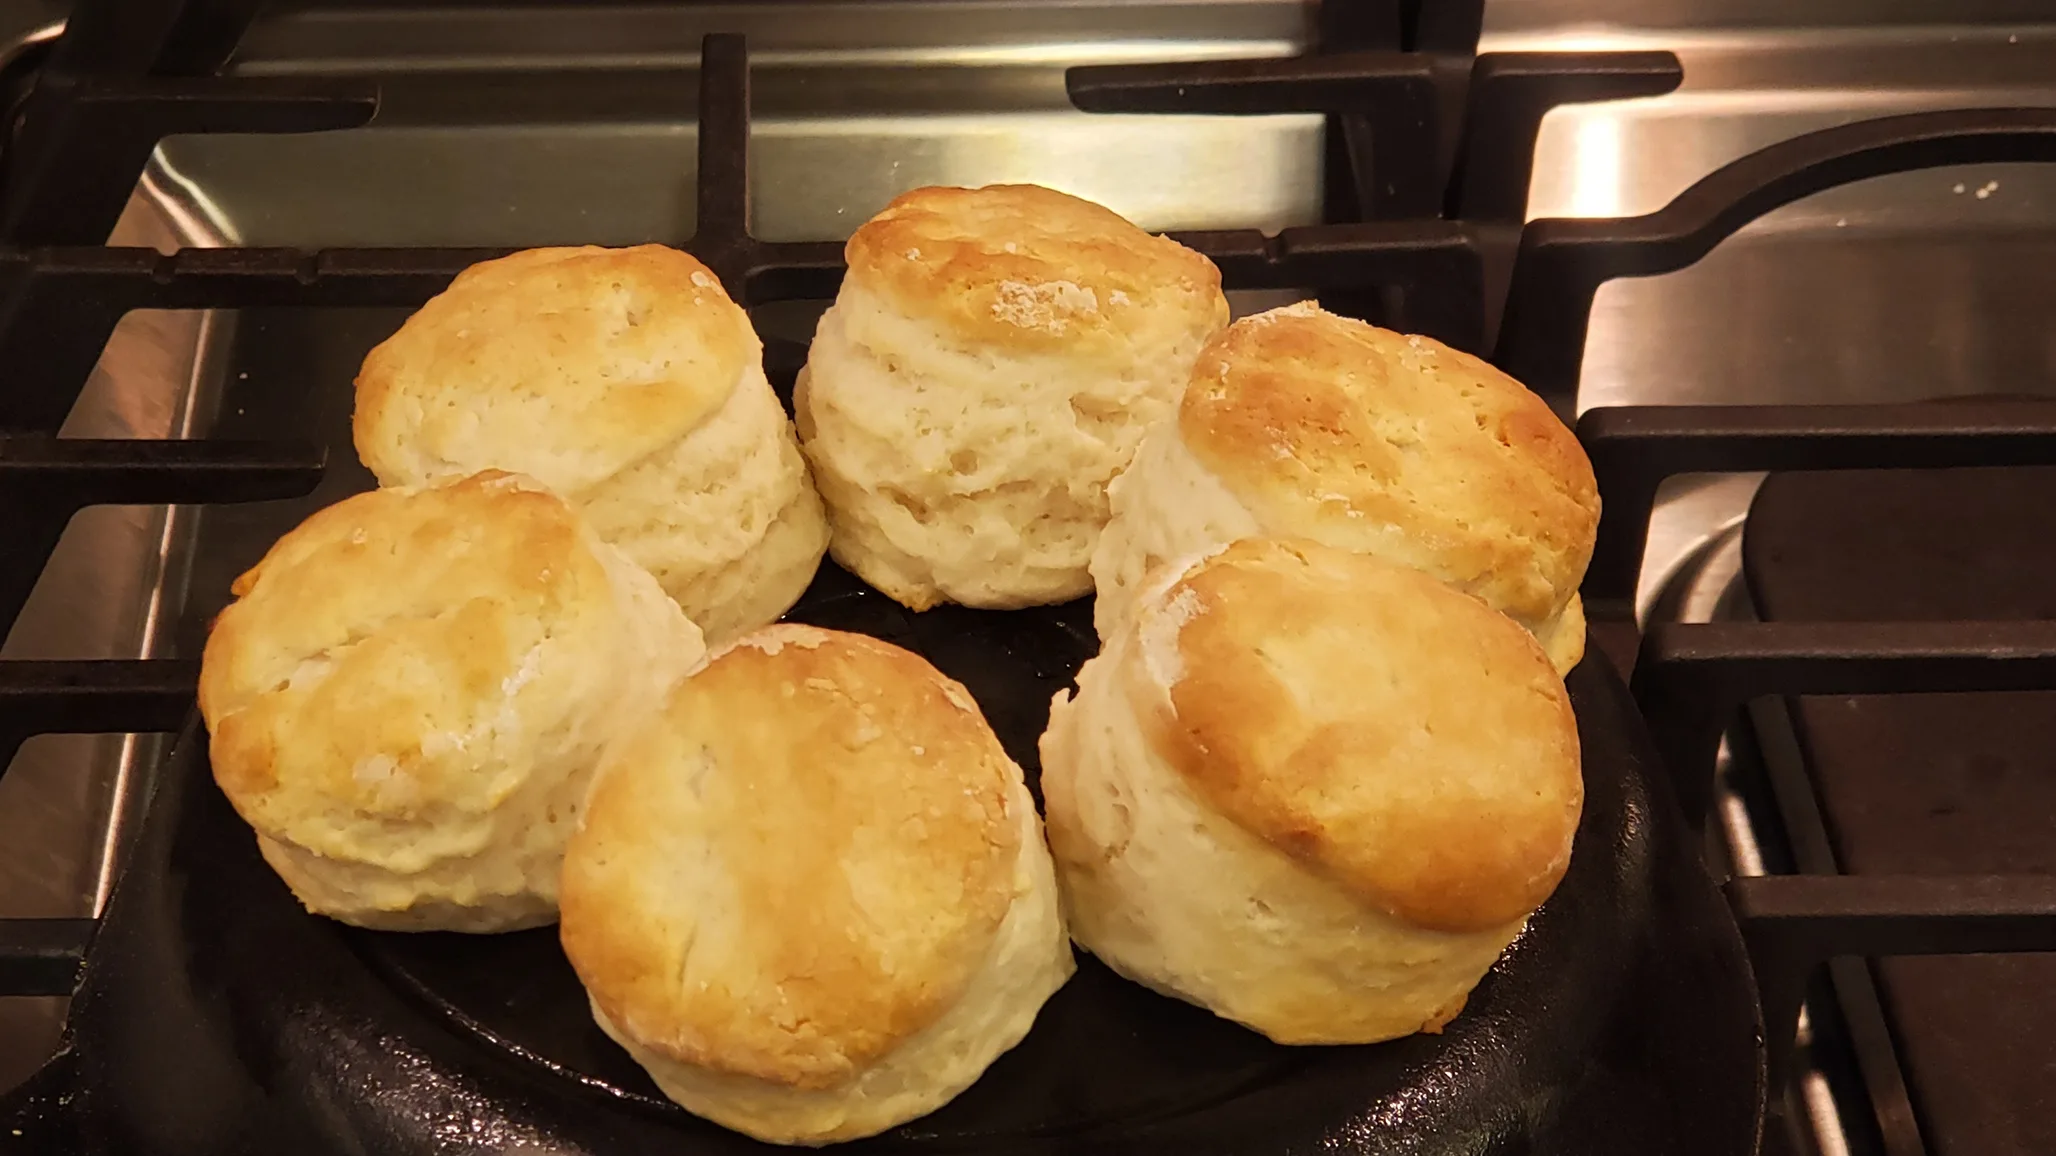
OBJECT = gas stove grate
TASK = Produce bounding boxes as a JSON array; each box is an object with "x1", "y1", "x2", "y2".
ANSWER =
[
  {"x1": 3, "y1": 2, "x2": 2056, "y2": 1154},
  {"x1": 1578, "y1": 401, "x2": 2056, "y2": 1150}
]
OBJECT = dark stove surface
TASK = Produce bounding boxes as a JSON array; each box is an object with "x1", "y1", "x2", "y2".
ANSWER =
[{"x1": 1745, "y1": 456, "x2": 2056, "y2": 1155}]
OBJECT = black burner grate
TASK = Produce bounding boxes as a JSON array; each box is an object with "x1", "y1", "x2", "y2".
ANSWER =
[
  {"x1": 1, "y1": 2, "x2": 2056, "y2": 1154},
  {"x1": 1587, "y1": 413, "x2": 2056, "y2": 1154},
  {"x1": 1742, "y1": 463, "x2": 2056, "y2": 1156}
]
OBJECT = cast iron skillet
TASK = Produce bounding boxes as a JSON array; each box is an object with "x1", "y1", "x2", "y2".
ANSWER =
[{"x1": 4, "y1": 557, "x2": 1765, "y2": 1155}]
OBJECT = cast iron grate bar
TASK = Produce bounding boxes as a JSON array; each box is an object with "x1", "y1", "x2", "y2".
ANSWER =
[
  {"x1": 1735, "y1": 467, "x2": 2056, "y2": 1156},
  {"x1": 1360, "y1": 0, "x2": 1488, "y2": 219},
  {"x1": 1074, "y1": 0, "x2": 1660, "y2": 221},
  {"x1": 1318, "y1": 0, "x2": 1404, "y2": 52},
  {"x1": 0, "y1": 438, "x2": 325, "y2": 636},
  {"x1": 0, "y1": 658, "x2": 198, "y2": 997},
  {"x1": 1447, "y1": 53, "x2": 1683, "y2": 222},
  {"x1": 1631, "y1": 622, "x2": 2056, "y2": 1096},
  {"x1": 1498, "y1": 108, "x2": 2056, "y2": 404},
  {"x1": 0, "y1": 27, "x2": 1466, "y2": 427},
  {"x1": 1404, "y1": 0, "x2": 1486, "y2": 58},
  {"x1": 687, "y1": 33, "x2": 754, "y2": 288},
  {"x1": 1066, "y1": 50, "x2": 1680, "y2": 222},
  {"x1": 0, "y1": 223, "x2": 1491, "y2": 432},
  {"x1": 1068, "y1": 51, "x2": 1441, "y2": 219},
  {"x1": 0, "y1": 38, "x2": 2037, "y2": 438},
  {"x1": 148, "y1": 0, "x2": 269, "y2": 79},
  {"x1": 2, "y1": 3, "x2": 377, "y2": 247},
  {"x1": 1315, "y1": 0, "x2": 1414, "y2": 222},
  {"x1": 1727, "y1": 873, "x2": 2056, "y2": 1095},
  {"x1": 3, "y1": 73, "x2": 376, "y2": 246},
  {"x1": 0, "y1": 658, "x2": 203, "y2": 780},
  {"x1": 0, "y1": 919, "x2": 95, "y2": 998},
  {"x1": 41, "y1": 0, "x2": 256, "y2": 77},
  {"x1": 669, "y1": 34, "x2": 847, "y2": 304},
  {"x1": 1576, "y1": 401, "x2": 2056, "y2": 613},
  {"x1": 0, "y1": 14, "x2": 2041, "y2": 415},
  {"x1": 1633, "y1": 620, "x2": 2056, "y2": 837},
  {"x1": 0, "y1": 248, "x2": 511, "y2": 430},
  {"x1": 1557, "y1": 154, "x2": 2056, "y2": 1143}
]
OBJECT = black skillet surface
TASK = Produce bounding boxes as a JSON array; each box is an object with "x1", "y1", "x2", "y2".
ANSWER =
[{"x1": 2, "y1": 562, "x2": 1765, "y2": 1156}]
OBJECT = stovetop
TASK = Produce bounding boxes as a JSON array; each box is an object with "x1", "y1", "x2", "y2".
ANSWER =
[{"x1": 3, "y1": 2, "x2": 2056, "y2": 1154}]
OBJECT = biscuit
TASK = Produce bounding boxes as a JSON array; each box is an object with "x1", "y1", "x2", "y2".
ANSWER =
[
  {"x1": 197, "y1": 471, "x2": 706, "y2": 931},
  {"x1": 560, "y1": 624, "x2": 1073, "y2": 1145},
  {"x1": 354, "y1": 244, "x2": 828, "y2": 643},
  {"x1": 795, "y1": 184, "x2": 1228, "y2": 611},
  {"x1": 1042, "y1": 538, "x2": 1583, "y2": 1044},
  {"x1": 1089, "y1": 302, "x2": 1599, "y2": 672}
]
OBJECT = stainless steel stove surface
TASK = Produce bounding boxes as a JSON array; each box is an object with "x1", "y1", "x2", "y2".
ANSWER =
[{"x1": 3, "y1": 2, "x2": 2056, "y2": 1154}]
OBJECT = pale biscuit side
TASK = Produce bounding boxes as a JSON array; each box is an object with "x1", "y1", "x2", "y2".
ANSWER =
[
  {"x1": 577, "y1": 362, "x2": 828, "y2": 642},
  {"x1": 198, "y1": 472, "x2": 706, "y2": 931},
  {"x1": 1087, "y1": 420, "x2": 1262, "y2": 640},
  {"x1": 1041, "y1": 622, "x2": 1523, "y2": 1044},
  {"x1": 796, "y1": 283, "x2": 1204, "y2": 609}
]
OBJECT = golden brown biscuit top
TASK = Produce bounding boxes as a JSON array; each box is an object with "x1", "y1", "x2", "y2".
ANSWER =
[
  {"x1": 1178, "y1": 304, "x2": 1600, "y2": 627},
  {"x1": 198, "y1": 472, "x2": 623, "y2": 844},
  {"x1": 353, "y1": 244, "x2": 759, "y2": 495},
  {"x1": 1135, "y1": 538, "x2": 1584, "y2": 934},
  {"x1": 842, "y1": 183, "x2": 1227, "y2": 354},
  {"x1": 560, "y1": 624, "x2": 1023, "y2": 1089}
]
